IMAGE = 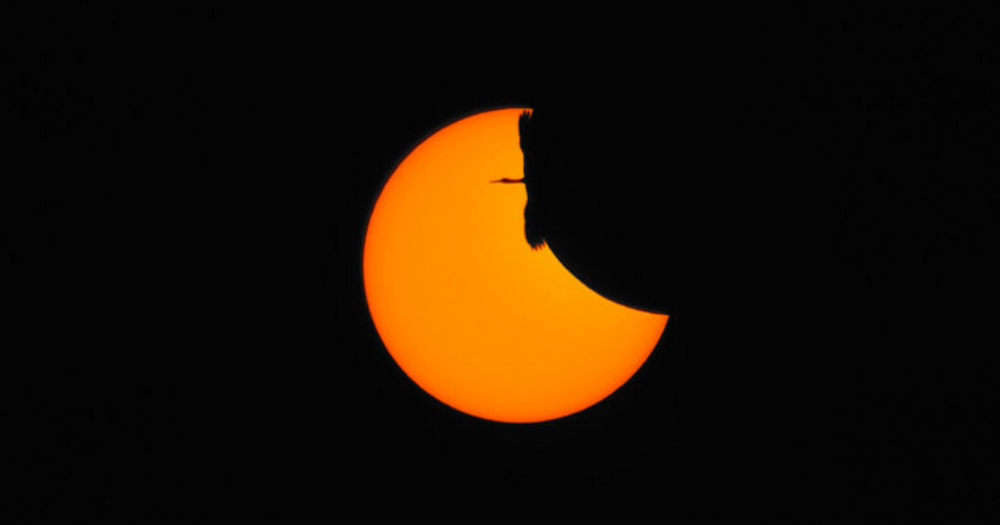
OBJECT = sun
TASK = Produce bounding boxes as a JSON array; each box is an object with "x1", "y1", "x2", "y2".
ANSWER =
[{"x1": 363, "y1": 108, "x2": 668, "y2": 423}]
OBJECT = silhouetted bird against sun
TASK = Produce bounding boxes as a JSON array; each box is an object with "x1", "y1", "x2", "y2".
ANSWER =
[
  {"x1": 492, "y1": 103, "x2": 701, "y2": 315},
  {"x1": 491, "y1": 111, "x2": 547, "y2": 250}
]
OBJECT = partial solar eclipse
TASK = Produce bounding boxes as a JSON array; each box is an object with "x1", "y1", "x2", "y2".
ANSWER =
[{"x1": 363, "y1": 108, "x2": 668, "y2": 423}]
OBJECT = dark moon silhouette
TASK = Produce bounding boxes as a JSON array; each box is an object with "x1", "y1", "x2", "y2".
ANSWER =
[{"x1": 503, "y1": 18, "x2": 1000, "y2": 515}]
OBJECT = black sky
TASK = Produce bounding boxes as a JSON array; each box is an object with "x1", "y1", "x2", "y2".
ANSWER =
[{"x1": 6, "y1": 5, "x2": 1000, "y2": 522}]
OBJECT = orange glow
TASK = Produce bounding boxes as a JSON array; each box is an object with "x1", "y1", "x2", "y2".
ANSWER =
[{"x1": 363, "y1": 108, "x2": 668, "y2": 423}]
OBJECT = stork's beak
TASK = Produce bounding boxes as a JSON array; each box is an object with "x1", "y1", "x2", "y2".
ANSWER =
[{"x1": 490, "y1": 178, "x2": 524, "y2": 184}]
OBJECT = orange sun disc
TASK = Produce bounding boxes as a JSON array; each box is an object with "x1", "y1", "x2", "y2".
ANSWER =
[{"x1": 363, "y1": 108, "x2": 668, "y2": 423}]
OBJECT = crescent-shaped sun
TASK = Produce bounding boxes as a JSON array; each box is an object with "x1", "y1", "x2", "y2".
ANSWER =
[{"x1": 363, "y1": 108, "x2": 668, "y2": 423}]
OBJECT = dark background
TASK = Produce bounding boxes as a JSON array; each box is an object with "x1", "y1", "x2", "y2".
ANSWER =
[{"x1": 5, "y1": 5, "x2": 999, "y2": 522}]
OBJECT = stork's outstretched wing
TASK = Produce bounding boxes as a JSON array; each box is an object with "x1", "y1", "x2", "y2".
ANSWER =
[
  {"x1": 518, "y1": 110, "x2": 533, "y2": 156},
  {"x1": 523, "y1": 194, "x2": 545, "y2": 250}
]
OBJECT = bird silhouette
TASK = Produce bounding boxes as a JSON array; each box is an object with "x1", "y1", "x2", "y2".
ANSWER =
[
  {"x1": 491, "y1": 111, "x2": 547, "y2": 250},
  {"x1": 491, "y1": 100, "x2": 728, "y2": 315}
]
